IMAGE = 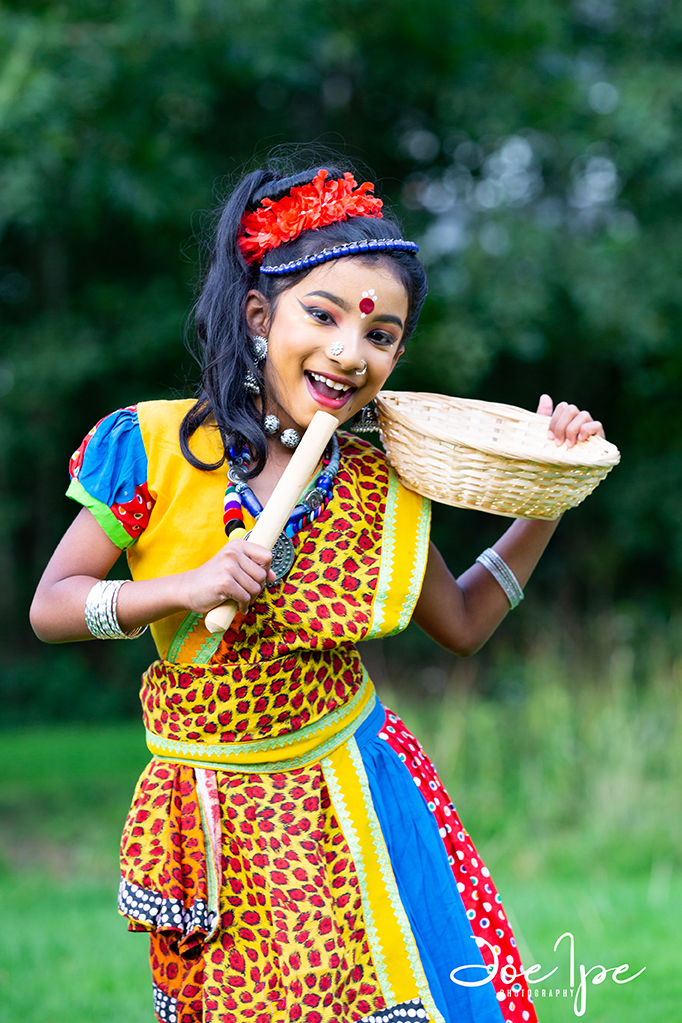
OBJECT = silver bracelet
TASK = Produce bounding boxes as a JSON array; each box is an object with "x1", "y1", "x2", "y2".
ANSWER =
[
  {"x1": 475, "y1": 548, "x2": 524, "y2": 610},
  {"x1": 84, "y1": 580, "x2": 148, "y2": 640}
]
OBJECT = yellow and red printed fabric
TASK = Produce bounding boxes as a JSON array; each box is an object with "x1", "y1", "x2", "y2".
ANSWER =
[{"x1": 68, "y1": 401, "x2": 536, "y2": 1023}]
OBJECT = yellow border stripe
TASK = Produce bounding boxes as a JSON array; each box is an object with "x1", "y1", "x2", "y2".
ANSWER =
[
  {"x1": 389, "y1": 490, "x2": 432, "y2": 637},
  {"x1": 321, "y1": 738, "x2": 446, "y2": 1023},
  {"x1": 367, "y1": 470, "x2": 432, "y2": 640},
  {"x1": 322, "y1": 751, "x2": 396, "y2": 1005},
  {"x1": 367, "y1": 469, "x2": 400, "y2": 638}
]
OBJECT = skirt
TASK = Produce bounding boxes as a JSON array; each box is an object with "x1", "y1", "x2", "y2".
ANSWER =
[{"x1": 119, "y1": 695, "x2": 537, "y2": 1023}]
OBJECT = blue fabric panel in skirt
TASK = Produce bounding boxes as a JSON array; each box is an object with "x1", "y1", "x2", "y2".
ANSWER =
[
  {"x1": 74, "y1": 406, "x2": 148, "y2": 507},
  {"x1": 354, "y1": 702, "x2": 504, "y2": 1023}
]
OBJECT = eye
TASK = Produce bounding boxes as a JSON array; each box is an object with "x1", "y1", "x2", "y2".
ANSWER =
[
  {"x1": 367, "y1": 329, "x2": 398, "y2": 347},
  {"x1": 303, "y1": 304, "x2": 336, "y2": 325}
]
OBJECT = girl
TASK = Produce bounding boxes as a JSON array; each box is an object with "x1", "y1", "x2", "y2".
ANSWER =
[{"x1": 31, "y1": 160, "x2": 604, "y2": 1023}]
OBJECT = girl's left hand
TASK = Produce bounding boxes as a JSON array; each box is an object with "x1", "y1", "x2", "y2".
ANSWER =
[{"x1": 536, "y1": 394, "x2": 605, "y2": 448}]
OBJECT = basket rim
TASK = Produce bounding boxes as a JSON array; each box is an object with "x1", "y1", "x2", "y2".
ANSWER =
[{"x1": 376, "y1": 390, "x2": 621, "y2": 469}]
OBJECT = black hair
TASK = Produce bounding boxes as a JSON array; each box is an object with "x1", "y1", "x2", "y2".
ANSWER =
[{"x1": 180, "y1": 159, "x2": 428, "y2": 476}]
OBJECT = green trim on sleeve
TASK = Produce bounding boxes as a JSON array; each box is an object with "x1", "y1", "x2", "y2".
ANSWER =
[
  {"x1": 66, "y1": 477, "x2": 133, "y2": 549},
  {"x1": 166, "y1": 612, "x2": 202, "y2": 663}
]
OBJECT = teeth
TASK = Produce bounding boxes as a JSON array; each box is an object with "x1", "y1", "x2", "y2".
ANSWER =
[{"x1": 310, "y1": 372, "x2": 351, "y2": 392}]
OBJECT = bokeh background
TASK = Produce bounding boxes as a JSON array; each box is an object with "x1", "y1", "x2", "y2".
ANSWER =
[{"x1": 1, "y1": 2, "x2": 681, "y2": 1021}]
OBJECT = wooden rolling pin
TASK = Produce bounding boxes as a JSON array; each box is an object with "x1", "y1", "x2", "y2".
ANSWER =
[{"x1": 204, "y1": 410, "x2": 339, "y2": 634}]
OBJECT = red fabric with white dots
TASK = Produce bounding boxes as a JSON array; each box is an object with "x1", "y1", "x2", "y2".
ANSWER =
[{"x1": 379, "y1": 707, "x2": 537, "y2": 1023}]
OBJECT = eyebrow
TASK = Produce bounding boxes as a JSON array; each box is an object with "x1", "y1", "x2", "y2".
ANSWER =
[
  {"x1": 377, "y1": 313, "x2": 404, "y2": 330},
  {"x1": 304, "y1": 290, "x2": 350, "y2": 311},
  {"x1": 303, "y1": 291, "x2": 404, "y2": 331}
]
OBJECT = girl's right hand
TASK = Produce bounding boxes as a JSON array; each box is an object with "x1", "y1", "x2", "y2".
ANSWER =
[{"x1": 180, "y1": 539, "x2": 276, "y2": 615}]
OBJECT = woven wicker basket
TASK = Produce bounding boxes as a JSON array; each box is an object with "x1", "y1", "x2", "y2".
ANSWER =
[{"x1": 375, "y1": 390, "x2": 620, "y2": 520}]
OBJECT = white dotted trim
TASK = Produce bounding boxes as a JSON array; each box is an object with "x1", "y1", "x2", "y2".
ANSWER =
[
  {"x1": 153, "y1": 983, "x2": 178, "y2": 1023},
  {"x1": 359, "y1": 997, "x2": 429, "y2": 1021},
  {"x1": 118, "y1": 878, "x2": 216, "y2": 937}
]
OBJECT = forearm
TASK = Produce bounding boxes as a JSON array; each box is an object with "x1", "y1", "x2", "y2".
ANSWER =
[
  {"x1": 30, "y1": 572, "x2": 192, "y2": 644},
  {"x1": 464, "y1": 515, "x2": 560, "y2": 597},
  {"x1": 413, "y1": 516, "x2": 560, "y2": 656},
  {"x1": 30, "y1": 507, "x2": 275, "y2": 644}
]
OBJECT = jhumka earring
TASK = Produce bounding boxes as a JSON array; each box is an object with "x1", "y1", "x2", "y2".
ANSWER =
[
  {"x1": 250, "y1": 335, "x2": 268, "y2": 361},
  {"x1": 244, "y1": 336, "x2": 267, "y2": 393},
  {"x1": 243, "y1": 370, "x2": 260, "y2": 394},
  {"x1": 351, "y1": 401, "x2": 379, "y2": 433}
]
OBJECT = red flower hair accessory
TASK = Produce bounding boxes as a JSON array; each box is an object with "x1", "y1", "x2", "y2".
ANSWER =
[{"x1": 239, "y1": 169, "x2": 383, "y2": 264}]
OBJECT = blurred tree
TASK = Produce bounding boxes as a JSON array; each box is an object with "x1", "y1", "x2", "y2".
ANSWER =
[{"x1": 2, "y1": 0, "x2": 682, "y2": 717}]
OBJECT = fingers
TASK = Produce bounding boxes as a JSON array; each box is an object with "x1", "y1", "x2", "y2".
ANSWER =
[
  {"x1": 228, "y1": 539, "x2": 273, "y2": 568},
  {"x1": 578, "y1": 419, "x2": 605, "y2": 441},
  {"x1": 536, "y1": 393, "x2": 554, "y2": 417},
  {"x1": 214, "y1": 540, "x2": 274, "y2": 613},
  {"x1": 229, "y1": 541, "x2": 272, "y2": 586},
  {"x1": 547, "y1": 401, "x2": 605, "y2": 448},
  {"x1": 183, "y1": 539, "x2": 277, "y2": 616},
  {"x1": 559, "y1": 408, "x2": 591, "y2": 448},
  {"x1": 227, "y1": 564, "x2": 268, "y2": 612}
]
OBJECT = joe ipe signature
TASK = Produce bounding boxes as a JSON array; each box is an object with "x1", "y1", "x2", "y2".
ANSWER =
[{"x1": 450, "y1": 931, "x2": 646, "y2": 1017}]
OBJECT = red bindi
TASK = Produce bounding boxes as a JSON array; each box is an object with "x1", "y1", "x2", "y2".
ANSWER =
[{"x1": 359, "y1": 297, "x2": 375, "y2": 314}]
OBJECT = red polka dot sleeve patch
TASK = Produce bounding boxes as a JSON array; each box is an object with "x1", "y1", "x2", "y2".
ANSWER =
[{"x1": 66, "y1": 405, "x2": 154, "y2": 549}]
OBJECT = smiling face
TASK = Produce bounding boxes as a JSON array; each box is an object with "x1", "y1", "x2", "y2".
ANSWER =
[{"x1": 245, "y1": 258, "x2": 409, "y2": 434}]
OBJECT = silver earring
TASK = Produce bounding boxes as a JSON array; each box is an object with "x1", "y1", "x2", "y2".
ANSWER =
[
  {"x1": 250, "y1": 335, "x2": 268, "y2": 361},
  {"x1": 355, "y1": 360, "x2": 367, "y2": 376},
  {"x1": 351, "y1": 402, "x2": 379, "y2": 433},
  {"x1": 329, "y1": 341, "x2": 344, "y2": 356},
  {"x1": 264, "y1": 414, "x2": 280, "y2": 434},
  {"x1": 243, "y1": 370, "x2": 260, "y2": 394}
]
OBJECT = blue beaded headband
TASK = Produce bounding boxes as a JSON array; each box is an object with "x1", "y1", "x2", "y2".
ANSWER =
[{"x1": 259, "y1": 238, "x2": 420, "y2": 276}]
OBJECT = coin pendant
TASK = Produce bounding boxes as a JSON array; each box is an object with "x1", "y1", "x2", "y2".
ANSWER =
[
  {"x1": 270, "y1": 531, "x2": 296, "y2": 582},
  {"x1": 243, "y1": 529, "x2": 296, "y2": 583}
]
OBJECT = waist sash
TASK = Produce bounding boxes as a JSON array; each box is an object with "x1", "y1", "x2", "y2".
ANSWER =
[{"x1": 146, "y1": 666, "x2": 377, "y2": 773}]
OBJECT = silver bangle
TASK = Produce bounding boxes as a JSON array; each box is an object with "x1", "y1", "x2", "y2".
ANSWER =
[
  {"x1": 84, "y1": 580, "x2": 148, "y2": 640},
  {"x1": 475, "y1": 548, "x2": 524, "y2": 610}
]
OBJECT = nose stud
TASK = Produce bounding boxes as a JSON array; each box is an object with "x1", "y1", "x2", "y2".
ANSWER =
[
  {"x1": 355, "y1": 360, "x2": 367, "y2": 376},
  {"x1": 329, "y1": 342, "x2": 344, "y2": 356}
]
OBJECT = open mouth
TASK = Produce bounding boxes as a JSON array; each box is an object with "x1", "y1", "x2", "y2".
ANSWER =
[{"x1": 305, "y1": 371, "x2": 357, "y2": 408}]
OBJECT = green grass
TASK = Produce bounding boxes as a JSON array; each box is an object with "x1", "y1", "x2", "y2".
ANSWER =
[
  {"x1": 381, "y1": 637, "x2": 682, "y2": 1022},
  {"x1": 1, "y1": 654, "x2": 681, "y2": 1022},
  {"x1": 0, "y1": 873, "x2": 151, "y2": 1023},
  {"x1": 491, "y1": 873, "x2": 682, "y2": 1023},
  {"x1": 384, "y1": 641, "x2": 682, "y2": 879},
  {"x1": 0, "y1": 725, "x2": 152, "y2": 1022}
]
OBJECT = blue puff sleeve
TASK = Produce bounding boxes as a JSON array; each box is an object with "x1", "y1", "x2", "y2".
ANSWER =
[{"x1": 66, "y1": 405, "x2": 153, "y2": 548}]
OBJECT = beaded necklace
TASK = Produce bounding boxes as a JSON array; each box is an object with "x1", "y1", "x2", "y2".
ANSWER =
[{"x1": 223, "y1": 434, "x2": 340, "y2": 581}]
